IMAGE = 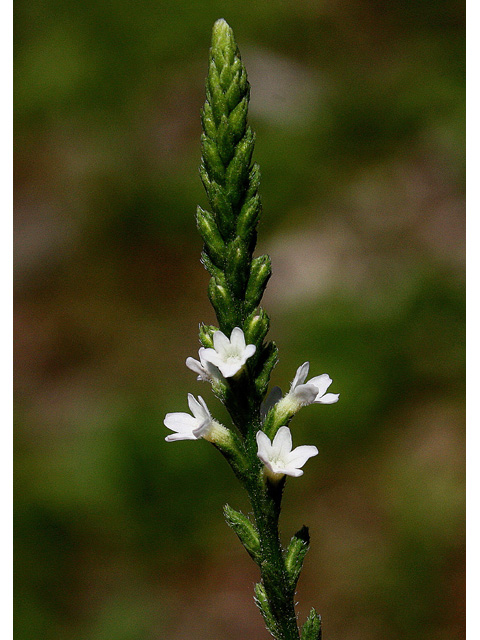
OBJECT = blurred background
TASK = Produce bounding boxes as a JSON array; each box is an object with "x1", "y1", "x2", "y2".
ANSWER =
[{"x1": 14, "y1": 0, "x2": 465, "y2": 638}]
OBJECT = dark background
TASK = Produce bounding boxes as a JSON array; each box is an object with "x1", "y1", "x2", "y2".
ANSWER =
[{"x1": 14, "y1": 1, "x2": 465, "y2": 638}]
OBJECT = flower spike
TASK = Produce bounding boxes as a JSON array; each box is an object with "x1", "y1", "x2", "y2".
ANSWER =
[{"x1": 163, "y1": 19, "x2": 342, "y2": 638}]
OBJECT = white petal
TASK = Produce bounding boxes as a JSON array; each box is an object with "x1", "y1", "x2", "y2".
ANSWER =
[
  {"x1": 256, "y1": 430, "x2": 272, "y2": 463},
  {"x1": 164, "y1": 412, "x2": 198, "y2": 434},
  {"x1": 213, "y1": 330, "x2": 230, "y2": 355},
  {"x1": 272, "y1": 426, "x2": 292, "y2": 457},
  {"x1": 315, "y1": 393, "x2": 339, "y2": 405},
  {"x1": 186, "y1": 357, "x2": 207, "y2": 379},
  {"x1": 243, "y1": 344, "x2": 256, "y2": 360},
  {"x1": 287, "y1": 445, "x2": 318, "y2": 468},
  {"x1": 187, "y1": 393, "x2": 209, "y2": 422},
  {"x1": 192, "y1": 417, "x2": 212, "y2": 438},
  {"x1": 165, "y1": 431, "x2": 198, "y2": 442},
  {"x1": 199, "y1": 349, "x2": 222, "y2": 378},
  {"x1": 291, "y1": 362, "x2": 310, "y2": 389},
  {"x1": 292, "y1": 384, "x2": 318, "y2": 406},
  {"x1": 230, "y1": 327, "x2": 246, "y2": 351},
  {"x1": 307, "y1": 374, "x2": 332, "y2": 397},
  {"x1": 283, "y1": 467, "x2": 304, "y2": 478},
  {"x1": 217, "y1": 360, "x2": 243, "y2": 378},
  {"x1": 197, "y1": 395, "x2": 211, "y2": 420},
  {"x1": 200, "y1": 348, "x2": 225, "y2": 370}
]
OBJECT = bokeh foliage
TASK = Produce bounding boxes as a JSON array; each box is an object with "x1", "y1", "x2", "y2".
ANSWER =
[{"x1": 14, "y1": 0, "x2": 464, "y2": 638}]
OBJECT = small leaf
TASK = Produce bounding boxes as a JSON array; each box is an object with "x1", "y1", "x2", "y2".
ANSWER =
[
  {"x1": 301, "y1": 608, "x2": 322, "y2": 640},
  {"x1": 254, "y1": 582, "x2": 279, "y2": 638},
  {"x1": 285, "y1": 525, "x2": 310, "y2": 591},
  {"x1": 224, "y1": 505, "x2": 261, "y2": 563}
]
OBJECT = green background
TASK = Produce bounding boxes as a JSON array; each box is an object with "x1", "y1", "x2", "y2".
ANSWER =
[{"x1": 14, "y1": 0, "x2": 465, "y2": 638}]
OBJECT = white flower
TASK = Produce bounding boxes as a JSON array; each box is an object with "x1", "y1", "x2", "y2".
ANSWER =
[
  {"x1": 200, "y1": 327, "x2": 256, "y2": 378},
  {"x1": 186, "y1": 350, "x2": 221, "y2": 382},
  {"x1": 164, "y1": 394, "x2": 214, "y2": 442},
  {"x1": 288, "y1": 361, "x2": 339, "y2": 407},
  {"x1": 256, "y1": 426, "x2": 318, "y2": 479}
]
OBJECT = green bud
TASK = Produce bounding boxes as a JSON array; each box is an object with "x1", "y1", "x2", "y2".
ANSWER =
[
  {"x1": 301, "y1": 608, "x2": 322, "y2": 640},
  {"x1": 207, "y1": 60, "x2": 228, "y2": 125},
  {"x1": 211, "y1": 19, "x2": 236, "y2": 70},
  {"x1": 228, "y1": 96, "x2": 248, "y2": 143},
  {"x1": 225, "y1": 237, "x2": 250, "y2": 298},
  {"x1": 196, "y1": 206, "x2": 225, "y2": 268},
  {"x1": 219, "y1": 61, "x2": 233, "y2": 91},
  {"x1": 201, "y1": 133, "x2": 225, "y2": 184},
  {"x1": 255, "y1": 341, "x2": 279, "y2": 398},
  {"x1": 216, "y1": 114, "x2": 235, "y2": 164},
  {"x1": 246, "y1": 163, "x2": 261, "y2": 201},
  {"x1": 254, "y1": 583, "x2": 279, "y2": 638},
  {"x1": 199, "y1": 169, "x2": 235, "y2": 240},
  {"x1": 225, "y1": 128, "x2": 255, "y2": 207},
  {"x1": 224, "y1": 505, "x2": 261, "y2": 563},
  {"x1": 199, "y1": 323, "x2": 216, "y2": 348},
  {"x1": 245, "y1": 254, "x2": 272, "y2": 313},
  {"x1": 208, "y1": 276, "x2": 238, "y2": 332},
  {"x1": 285, "y1": 526, "x2": 310, "y2": 591},
  {"x1": 236, "y1": 193, "x2": 262, "y2": 241},
  {"x1": 244, "y1": 308, "x2": 270, "y2": 347},
  {"x1": 200, "y1": 101, "x2": 217, "y2": 141},
  {"x1": 200, "y1": 251, "x2": 222, "y2": 278},
  {"x1": 225, "y1": 70, "x2": 244, "y2": 112}
]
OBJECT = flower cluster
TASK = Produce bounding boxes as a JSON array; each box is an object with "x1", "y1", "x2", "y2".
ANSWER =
[{"x1": 164, "y1": 327, "x2": 338, "y2": 480}]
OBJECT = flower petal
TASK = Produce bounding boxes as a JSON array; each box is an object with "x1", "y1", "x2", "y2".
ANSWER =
[
  {"x1": 291, "y1": 362, "x2": 310, "y2": 389},
  {"x1": 200, "y1": 348, "x2": 224, "y2": 369},
  {"x1": 165, "y1": 431, "x2": 198, "y2": 442},
  {"x1": 197, "y1": 395, "x2": 211, "y2": 419},
  {"x1": 283, "y1": 467, "x2": 304, "y2": 478},
  {"x1": 315, "y1": 393, "x2": 339, "y2": 405},
  {"x1": 307, "y1": 374, "x2": 332, "y2": 397},
  {"x1": 199, "y1": 349, "x2": 223, "y2": 379},
  {"x1": 230, "y1": 326, "x2": 246, "y2": 351},
  {"x1": 287, "y1": 444, "x2": 319, "y2": 468},
  {"x1": 164, "y1": 412, "x2": 198, "y2": 434},
  {"x1": 187, "y1": 393, "x2": 209, "y2": 421},
  {"x1": 186, "y1": 357, "x2": 207, "y2": 380},
  {"x1": 192, "y1": 417, "x2": 212, "y2": 438},
  {"x1": 272, "y1": 426, "x2": 292, "y2": 457},
  {"x1": 213, "y1": 330, "x2": 230, "y2": 355},
  {"x1": 256, "y1": 430, "x2": 272, "y2": 464},
  {"x1": 217, "y1": 360, "x2": 243, "y2": 378},
  {"x1": 243, "y1": 343, "x2": 256, "y2": 360},
  {"x1": 292, "y1": 383, "x2": 318, "y2": 406}
]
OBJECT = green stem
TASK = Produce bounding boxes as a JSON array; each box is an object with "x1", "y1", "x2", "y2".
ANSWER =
[{"x1": 244, "y1": 435, "x2": 300, "y2": 639}]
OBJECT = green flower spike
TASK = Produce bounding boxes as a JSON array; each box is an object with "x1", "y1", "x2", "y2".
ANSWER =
[{"x1": 163, "y1": 19, "x2": 340, "y2": 639}]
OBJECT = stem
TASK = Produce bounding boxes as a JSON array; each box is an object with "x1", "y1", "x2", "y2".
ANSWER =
[{"x1": 245, "y1": 434, "x2": 300, "y2": 639}]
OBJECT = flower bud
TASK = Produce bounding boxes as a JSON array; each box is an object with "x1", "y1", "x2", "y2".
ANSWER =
[
  {"x1": 245, "y1": 255, "x2": 272, "y2": 313},
  {"x1": 196, "y1": 206, "x2": 226, "y2": 268}
]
